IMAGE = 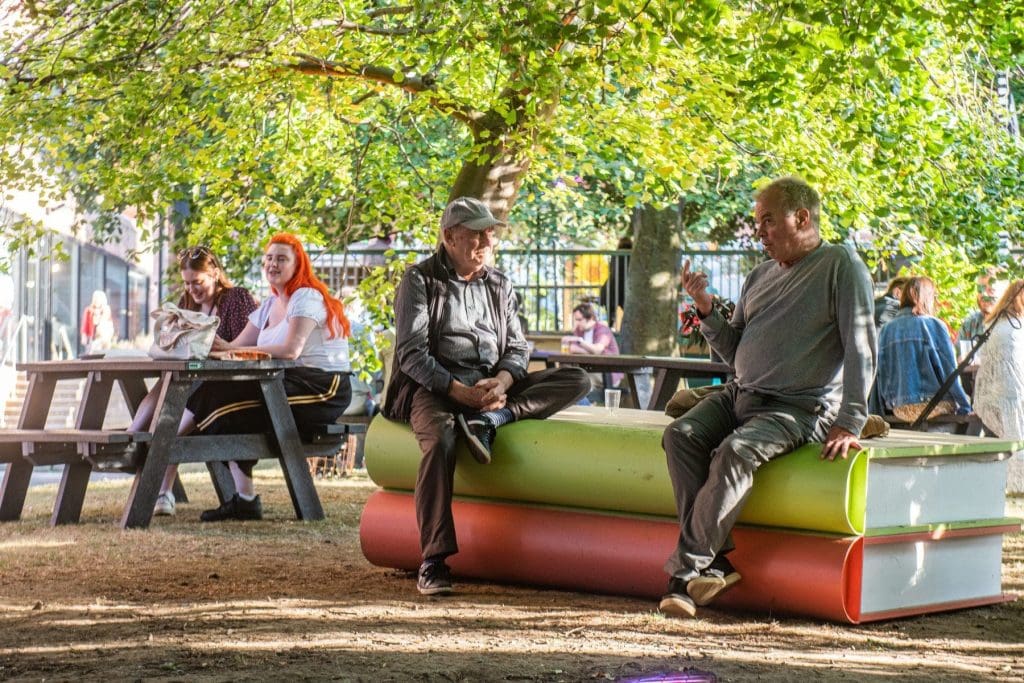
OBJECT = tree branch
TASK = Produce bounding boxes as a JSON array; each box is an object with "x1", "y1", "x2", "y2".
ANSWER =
[{"x1": 289, "y1": 52, "x2": 481, "y2": 127}]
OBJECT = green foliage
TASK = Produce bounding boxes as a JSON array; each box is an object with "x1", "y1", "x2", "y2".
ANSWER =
[{"x1": 1, "y1": 0, "x2": 1023, "y2": 333}]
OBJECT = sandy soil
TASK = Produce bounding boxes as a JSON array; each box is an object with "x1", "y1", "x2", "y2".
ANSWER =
[{"x1": 0, "y1": 468, "x2": 1021, "y2": 682}]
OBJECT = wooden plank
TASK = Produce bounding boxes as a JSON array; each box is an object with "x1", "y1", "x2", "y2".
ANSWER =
[
  {"x1": 0, "y1": 429, "x2": 150, "y2": 444},
  {"x1": 168, "y1": 434, "x2": 274, "y2": 463}
]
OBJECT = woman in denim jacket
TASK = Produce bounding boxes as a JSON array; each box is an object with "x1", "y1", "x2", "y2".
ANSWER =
[{"x1": 875, "y1": 276, "x2": 972, "y2": 422}]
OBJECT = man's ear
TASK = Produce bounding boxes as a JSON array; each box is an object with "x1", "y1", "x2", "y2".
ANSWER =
[{"x1": 796, "y1": 207, "x2": 811, "y2": 229}]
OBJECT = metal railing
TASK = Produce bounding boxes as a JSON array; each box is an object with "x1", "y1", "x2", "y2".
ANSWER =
[{"x1": 309, "y1": 248, "x2": 763, "y2": 333}]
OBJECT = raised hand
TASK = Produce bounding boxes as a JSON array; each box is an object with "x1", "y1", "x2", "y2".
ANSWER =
[{"x1": 681, "y1": 259, "x2": 713, "y2": 316}]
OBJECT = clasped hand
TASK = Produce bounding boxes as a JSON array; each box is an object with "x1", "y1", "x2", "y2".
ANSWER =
[{"x1": 450, "y1": 376, "x2": 510, "y2": 411}]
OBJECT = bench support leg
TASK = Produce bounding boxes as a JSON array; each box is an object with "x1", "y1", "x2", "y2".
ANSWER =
[
  {"x1": 170, "y1": 474, "x2": 189, "y2": 504},
  {"x1": 0, "y1": 461, "x2": 33, "y2": 521},
  {"x1": 205, "y1": 461, "x2": 235, "y2": 504},
  {"x1": 260, "y1": 378, "x2": 324, "y2": 521},
  {"x1": 51, "y1": 462, "x2": 92, "y2": 525}
]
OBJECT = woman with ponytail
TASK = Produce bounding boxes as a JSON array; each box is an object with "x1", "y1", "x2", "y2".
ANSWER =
[{"x1": 184, "y1": 233, "x2": 352, "y2": 522}]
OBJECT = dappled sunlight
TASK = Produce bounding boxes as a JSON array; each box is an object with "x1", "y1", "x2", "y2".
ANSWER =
[{"x1": 0, "y1": 538, "x2": 76, "y2": 550}]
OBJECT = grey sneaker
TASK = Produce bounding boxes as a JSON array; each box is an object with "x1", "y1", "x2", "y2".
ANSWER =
[
  {"x1": 659, "y1": 576, "x2": 697, "y2": 618},
  {"x1": 153, "y1": 492, "x2": 176, "y2": 516},
  {"x1": 687, "y1": 554, "x2": 741, "y2": 606}
]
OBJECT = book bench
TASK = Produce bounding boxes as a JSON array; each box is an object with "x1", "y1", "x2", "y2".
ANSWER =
[{"x1": 359, "y1": 406, "x2": 1023, "y2": 623}]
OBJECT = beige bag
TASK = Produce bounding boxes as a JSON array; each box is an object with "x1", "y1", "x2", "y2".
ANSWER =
[{"x1": 148, "y1": 304, "x2": 219, "y2": 360}]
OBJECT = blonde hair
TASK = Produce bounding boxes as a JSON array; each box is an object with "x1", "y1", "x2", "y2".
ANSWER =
[
  {"x1": 985, "y1": 279, "x2": 1024, "y2": 324},
  {"x1": 899, "y1": 276, "x2": 936, "y2": 316}
]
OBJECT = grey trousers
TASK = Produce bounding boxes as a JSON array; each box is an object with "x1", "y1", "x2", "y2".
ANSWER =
[
  {"x1": 662, "y1": 383, "x2": 830, "y2": 580},
  {"x1": 411, "y1": 366, "x2": 591, "y2": 561}
]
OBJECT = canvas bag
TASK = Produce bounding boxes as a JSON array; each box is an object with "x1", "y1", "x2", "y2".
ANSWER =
[{"x1": 148, "y1": 303, "x2": 219, "y2": 360}]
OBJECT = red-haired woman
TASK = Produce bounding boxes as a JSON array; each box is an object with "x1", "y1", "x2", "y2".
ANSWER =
[{"x1": 185, "y1": 233, "x2": 352, "y2": 521}]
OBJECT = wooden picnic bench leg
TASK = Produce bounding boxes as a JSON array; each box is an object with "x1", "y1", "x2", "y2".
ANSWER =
[
  {"x1": 51, "y1": 371, "x2": 114, "y2": 525},
  {"x1": 650, "y1": 369, "x2": 697, "y2": 412},
  {"x1": 118, "y1": 376, "x2": 191, "y2": 503},
  {"x1": 259, "y1": 377, "x2": 324, "y2": 521},
  {"x1": 0, "y1": 461, "x2": 34, "y2": 521},
  {"x1": 121, "y1": 374, "x2": 187, "y2": 529},
  {"x1": 0, "y1": 374, "x2": 57, "y2": 521},
  {"x1": 204, "y1": 461, "x2": 236, "y2": 504},
  {"x1": 622, "y1": 373, "x2": 641, "y2": 409}
]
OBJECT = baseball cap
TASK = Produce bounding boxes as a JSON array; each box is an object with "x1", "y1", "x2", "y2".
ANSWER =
[{"x1": 441, "y1": 197, "x2": 506, "y2": 231}]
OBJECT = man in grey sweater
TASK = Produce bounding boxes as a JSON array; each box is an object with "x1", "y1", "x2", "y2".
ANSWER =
[{"x1": 659, "y1": 177, "x2": 877, "y2": 618}]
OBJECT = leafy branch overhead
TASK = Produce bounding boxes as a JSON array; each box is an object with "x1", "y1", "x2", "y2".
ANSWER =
[{"x1": 0, "y1": 0, "x2": 1020, "y2": 283}]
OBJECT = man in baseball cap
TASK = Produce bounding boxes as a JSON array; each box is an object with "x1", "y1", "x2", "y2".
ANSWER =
[{"x1": 384, "y1": 196, "x2": 590, "y2": 597}]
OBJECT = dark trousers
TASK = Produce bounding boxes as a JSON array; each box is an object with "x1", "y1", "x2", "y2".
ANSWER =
[
  {"x1": 410, "y1": 366, "x2": 590, "y2": 560},
  {"x1": 662, "y1": 383, "x2": 830, "y2": 581}
]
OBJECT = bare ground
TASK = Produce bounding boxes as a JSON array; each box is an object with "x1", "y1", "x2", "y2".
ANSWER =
[{"x1": 0, "y1": 467, "x2": 1021, "y2": 682}]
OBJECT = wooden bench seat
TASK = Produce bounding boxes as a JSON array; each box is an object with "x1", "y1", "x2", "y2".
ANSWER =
[{"x1": 0, "y1": 430, "x2": 152, "y2": 468}]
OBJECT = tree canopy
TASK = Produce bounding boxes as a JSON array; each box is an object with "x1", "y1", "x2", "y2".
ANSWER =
[{"x1": 2, "y1": 1, "x2": 1023, "y2": 334}]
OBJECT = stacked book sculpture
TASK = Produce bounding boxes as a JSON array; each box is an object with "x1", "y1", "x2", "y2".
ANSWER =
[{"x1": 360, "y1": 406, "x2": 1021, "y2": 622}]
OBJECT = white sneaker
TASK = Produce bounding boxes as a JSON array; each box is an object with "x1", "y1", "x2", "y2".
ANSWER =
[{"x1": 154, "y1": 492, "x2": 176, "y2": 516}]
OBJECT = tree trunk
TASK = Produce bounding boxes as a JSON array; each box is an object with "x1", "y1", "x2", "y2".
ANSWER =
[
  {"x1": 448, "y1": 138, "x2": 530, "y2": 222},
  {"x1": 619, "y1": 204, "x2": 681, "y2": 356}
]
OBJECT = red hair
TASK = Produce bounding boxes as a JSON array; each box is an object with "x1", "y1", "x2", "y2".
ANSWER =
[{"x1": 266, "y1": 233, "x2": 350, "y2": 339}]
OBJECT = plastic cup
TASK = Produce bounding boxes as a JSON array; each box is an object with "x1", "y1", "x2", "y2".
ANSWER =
[{"x1": 605, "y1": 389, "x2": 622, "y2": 413}]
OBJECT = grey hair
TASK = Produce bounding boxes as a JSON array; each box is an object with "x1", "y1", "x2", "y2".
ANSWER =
[{"x1": 757, "y1": 177, "x2": 820, "y2": 227}]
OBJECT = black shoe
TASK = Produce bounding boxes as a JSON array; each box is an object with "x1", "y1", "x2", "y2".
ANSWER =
[
  {"x1": 417, "y1": 561, "x2": 453, "y2": 596},
  {"x1": 658, "y1": 576, "x2": 697, "y2": 618},
  {"x1": 687, "y1": 554, "x2": 741, "y2": 606},
  {"x1": 199, "y1": 494, "x2": 263, "y2": 522},
  {"x1": 456, "y1": 414, "x2": 496, "y2": 465}
]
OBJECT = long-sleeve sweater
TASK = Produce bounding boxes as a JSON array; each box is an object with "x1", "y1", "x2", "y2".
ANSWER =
[{"x1": 700, "y1": 242, "x2": 877, "y2": 435}]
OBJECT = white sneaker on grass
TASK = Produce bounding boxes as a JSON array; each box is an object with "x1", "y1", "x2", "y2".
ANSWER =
[{"x1": 154, "y1": 492, "x2": 176, "y2": 516}]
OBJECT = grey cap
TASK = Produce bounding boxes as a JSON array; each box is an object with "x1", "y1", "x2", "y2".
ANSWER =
[{"x1": 441, "y1": 197, "x2": 506, "y2": 231}]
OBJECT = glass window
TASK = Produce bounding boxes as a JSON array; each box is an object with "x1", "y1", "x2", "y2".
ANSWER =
[
  {"x1": 126, "y1": 270, "x2": 149, "y2": 341},
  {"x1": 49, "y1": 236, "x2": 77, "y2": 359},
  {"x1": 105, "y1": 259, "x2": 128, "y2": 344}
]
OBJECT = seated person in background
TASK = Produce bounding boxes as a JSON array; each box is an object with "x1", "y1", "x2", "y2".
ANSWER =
[
  {"x1": 959, "y1": 270, "x2": 1001, "y2": 348},
  {"x1": 875, "y1": 276, "x2": 971, "y2": 423},
  {"x1": 187, "y1": 233, "x2": 352, "y2": 521},
  {"x1": 563, "y1": 302, "x2": 622, "y2": 394},
  {"x1": 563, "y1": 302, "x2": 619, "y2": 356},
  {"x1": 973, "y1": 280, "x2": 1024, "y2": 440},
  {"x1": 130, "y1": 246, "x2": 259, "y2": 516},
  {"x1": 873, "y1": 276, "x2": 907, "y2": 328}
]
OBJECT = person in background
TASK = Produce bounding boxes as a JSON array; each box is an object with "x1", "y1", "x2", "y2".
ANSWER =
[
  {"x1": 873, "y1": 276, "x2": 908, "y2": 328},
  {"x1": 81, "y1": 290, "x2": 115, "y2": 354},
  {"x1": 959, "y1": 270, "x2": 1001, "y2": 345},
  {"x1": 600, "y1": 236, "x2": 632, "y2": 332},
  {"x1": 133, "y1": 246, "x2": 259, "y2": 516},
  {"x1": 875, "y1": 276, "x2": 971, "y2": 423},
  {"x1": 185, "y1": 233, "x2": 352, "y2": 521},
  {"x1": 973, "y1": 280, "x2": 1024, "y2": 441},
  {"x1": 564, "y1": 302, "x2": 619, "y2": 356}
]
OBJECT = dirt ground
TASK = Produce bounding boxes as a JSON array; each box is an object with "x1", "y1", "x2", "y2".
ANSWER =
[{"x1": 0, "y1": 467, "x2": 1021, "y2": 682}]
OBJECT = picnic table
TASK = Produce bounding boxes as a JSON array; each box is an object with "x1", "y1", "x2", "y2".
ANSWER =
[
  {"x1": 0, "y1": 358, "x2": 325, "y2": 529},
  {"x1": 542, "y1": 353, "x2": 732, "y2": 410}
]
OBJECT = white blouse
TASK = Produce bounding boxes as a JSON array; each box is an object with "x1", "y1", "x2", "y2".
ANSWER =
[
  {"x1": 249, "y1": 287, "x2": 350, "y2": 373},
  {"x1": 973, "y1": 315, "x2": 1024, "y2": 440}
]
